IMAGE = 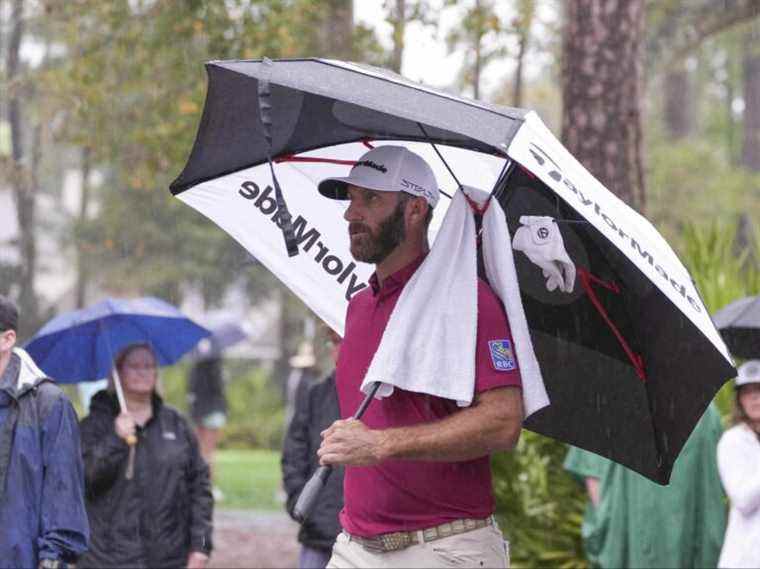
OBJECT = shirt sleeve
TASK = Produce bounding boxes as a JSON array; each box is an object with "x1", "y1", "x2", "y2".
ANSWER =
[
  {"x1": 474, "y1": 281, "x2": 523, "y2": 393},
  {"x1": 717, "y1": 427, "x2": 760, "y2": 516},
  {"x1": 39, "y1": 394, "x2": 90, "y2": 562}
]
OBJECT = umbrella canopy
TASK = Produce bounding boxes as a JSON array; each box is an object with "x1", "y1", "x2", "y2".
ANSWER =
[
  {"x1": 170, "y1": 58, "x2": 524, "y2": 194},
  {"x1": 171, "y1": 58, "x2": 735, "y2": 484},
  {"x1": 24, "y1": 297, "x2": 211, "y2": 383},
  {"x1": 209, "y1": 321, "x2": 249, "y2": 351},
  {"x1": 713, "y1": 295, "x2": 760, "y2": 359},
  {"x1": 193, "y1": 321, "x2": 251, "y2": 359}
]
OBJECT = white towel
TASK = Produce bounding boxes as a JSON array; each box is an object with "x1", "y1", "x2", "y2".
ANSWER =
[
  {"x1": 360, "y1": 186, "x2": 550, "y2": 417},
  {"x1": 360, "y1": 188, "x2": 478, "y2": 406},
  {"x1": 480, "y1": 194, "x2": 551, "y2": 417}
]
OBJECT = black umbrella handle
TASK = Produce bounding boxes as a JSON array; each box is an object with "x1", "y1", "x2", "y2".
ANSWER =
[
  {"x1": 292, "y1": 382, "x2": 381, "y2": 523},
  {"x1": 352, "y1": 382, "x2": 381, "y2": 420},
  {"x1": 293, "y1": 464, "x2": 332, "y2": 523},
  {"x1": 125, "y1": 443, "x2": 136, "y2": 480}
]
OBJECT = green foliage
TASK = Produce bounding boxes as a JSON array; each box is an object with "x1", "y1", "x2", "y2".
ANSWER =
[
  {"x1": 215, "y1": 448, "x2": 283, "y2": 510},
  {"x1": 445, "y1": 0, "x2": 508, "y2": 97},
  {"x1": 493, "y1": 431, "x2": 587, "y2": 568},
  {"x1": 34, "y1": 0, "x2": 385, "y2": 308},
  {"x1": 159, "y1": 362, "x2": 191, "y2": 413},
  {"x1": 646, "y1": 137, "x2": 760, "y2": 248},
  {"x1": 220, "y1": 362, "x2": 286, "y2": 450},
  {"x1": 679, "y1": 221, "x2": 760, "y2": 421},
  {"x1": 681, "y1": 221, "x2": 760, "y2": 314},
  {"x1": 161, "y1": 358, "x2": 286, "y2": 450}
]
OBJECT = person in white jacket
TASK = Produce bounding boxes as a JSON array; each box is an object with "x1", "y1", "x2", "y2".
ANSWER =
[{"x1": 717, "y1": 359, "x2": 760, "y2": 568}]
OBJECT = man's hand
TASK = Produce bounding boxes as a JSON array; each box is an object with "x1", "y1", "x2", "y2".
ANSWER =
[
  {"x1": 114, "y1": 412, "x2": 136, "y2": 442},
  {"x1": 318, "y1": 419, "x2": 385, "y2": 466},
  {"x1": 187, "y1": 551, "x2": 209, "y2": 569},
  {"x1": 585, "y1": 477, "x2": 601, "y2": 508}
]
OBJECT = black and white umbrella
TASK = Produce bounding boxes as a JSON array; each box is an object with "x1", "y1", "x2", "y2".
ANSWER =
[
  {"x1": 713, "y1": 295, "x2": 760, "y2": 359},
  {"x1": 171, "y1": 58, "x2": 734, "y2": 484}
]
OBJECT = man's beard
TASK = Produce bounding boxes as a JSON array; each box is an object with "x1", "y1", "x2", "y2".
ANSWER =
[{"x1": 349, "y1": 200, "x2": 406, "y2": 264}]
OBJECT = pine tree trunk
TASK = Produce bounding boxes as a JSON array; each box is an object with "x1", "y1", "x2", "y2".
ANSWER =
[
  {"x1": 323, "y1": 0, "x2": 354, "y2": 60},
  {"x1": 512, "y1": 0, "x2": 535, "y2": 108},
  {"x1": 473, "y1": 0, "x2": 482, "y2": 100},
  {"x1": 390, "y1": 0, "x2": 406, "y2": 73},
  {"x1": 75, "y1": 147, "x2": 92, "y2": 309},
  {"x1": 512, "y1": 29, "x2": 528, "y2": 107},
  {"x1": 663, "y1": 63, "x2": 695, "y2": 139},
  {"x1": 561, "y1": 0, "x2": 646, "y2": 210},
  {"x1": 741, "y1": 23, "x2": 760, "y2": 171},
  {"x1": 7, "y1": 0, "x2": 40, "y2": 334}
]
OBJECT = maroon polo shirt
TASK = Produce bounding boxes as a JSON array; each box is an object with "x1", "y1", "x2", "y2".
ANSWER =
[{"x1": 336, "y1": 254, "x2": 522, "y2": 537}]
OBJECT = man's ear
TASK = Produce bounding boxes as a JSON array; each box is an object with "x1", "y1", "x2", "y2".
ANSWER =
[
  {"x1": 0, "y1": 330, "x2": 16, "y2": 352},
  {"x1": 407, "y1": 197, "x2": 428, "y2": 226}
]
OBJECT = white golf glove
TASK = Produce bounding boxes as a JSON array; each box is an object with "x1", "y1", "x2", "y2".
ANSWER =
[{"x1": 512, "y1": 215, "x2": 576, "y2": 293}]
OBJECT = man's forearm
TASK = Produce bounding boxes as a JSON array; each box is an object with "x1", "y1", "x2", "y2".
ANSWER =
[
  {"x1": 377, "y1": 388, "x2": 522, "y2": 462},
  {"x1": 318, "y1": 387, "x2": 523, "y2": 467}
]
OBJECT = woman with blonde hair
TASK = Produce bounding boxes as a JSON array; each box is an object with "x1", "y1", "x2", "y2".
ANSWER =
[
  {"x1": 717, "y1": 360, "x2": 760, "y2": 568},
  {"x1": 78, "y1": 342, "x2": 213, "y2": 568}
]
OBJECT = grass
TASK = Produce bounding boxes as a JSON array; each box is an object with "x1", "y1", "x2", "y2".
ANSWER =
[{"x1": 214, "y1": 448, "x2": 285, "y2": 511}]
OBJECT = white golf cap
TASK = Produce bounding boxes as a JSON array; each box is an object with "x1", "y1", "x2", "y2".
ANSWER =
[
  {"x1": 318, "y1": 145, "x2": 440, "y2": 208},
  {"x1": 736, "y1": 360, "x2": 760, "y2": 387}
]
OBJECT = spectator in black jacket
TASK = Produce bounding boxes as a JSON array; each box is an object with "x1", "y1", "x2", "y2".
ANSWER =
[
  {"x1": 79, "y1": 343, "x2": 213, "y2": 569},
  {"x1": 282, "y1": 328, "x2": 343, "y2": 569}
]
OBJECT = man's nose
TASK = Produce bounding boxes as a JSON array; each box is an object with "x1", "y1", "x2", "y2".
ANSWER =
[{"x1": 344, "y1": 201, "x2": 362, "y2": 222}]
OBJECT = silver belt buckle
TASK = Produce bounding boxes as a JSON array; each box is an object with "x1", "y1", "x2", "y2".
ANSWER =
[{"x1": 380, "y1": 530, "x2": 415, "y2": 552}]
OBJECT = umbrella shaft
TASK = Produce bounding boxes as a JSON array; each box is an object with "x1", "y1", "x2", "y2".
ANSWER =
[
  {"x1": 353, "y1": 382, "x2": 381, "y2": 419},
  {"x1": 112, "y1": 368, "x2": 129, "y2": 413},
  {"x1": 125, "y1": 445, "x2": 136, "y2": 480}
]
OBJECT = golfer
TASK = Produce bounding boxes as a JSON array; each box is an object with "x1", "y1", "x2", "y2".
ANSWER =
[{"x1": 316, "y1": 145, "x2": 523, "y2": 568}]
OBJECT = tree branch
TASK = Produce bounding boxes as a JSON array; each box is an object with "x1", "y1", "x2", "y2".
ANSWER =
[{"x1": 650, "y1": 0, "x2": 760, "y2": 70}]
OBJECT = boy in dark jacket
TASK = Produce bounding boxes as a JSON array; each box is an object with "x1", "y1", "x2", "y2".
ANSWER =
[
  {"x1": 0, "y1": 295, "x2": 89, "y2": 568},
  {"x1": 282, "y1": 328, "x2": 343, "y2": 569}
]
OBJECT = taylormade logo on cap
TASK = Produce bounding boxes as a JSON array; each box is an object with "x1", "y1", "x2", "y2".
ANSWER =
[
  {"x1": 355, "y1": 160, "x2": 387, "y2": 174},
  {"x1": 318, "y1": 145, "x2": 440, "y2": 208}
]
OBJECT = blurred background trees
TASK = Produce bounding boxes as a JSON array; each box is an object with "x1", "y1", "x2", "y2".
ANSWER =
[{"x1": 1, "y1": 0, "x2": 759, "y2": 563}]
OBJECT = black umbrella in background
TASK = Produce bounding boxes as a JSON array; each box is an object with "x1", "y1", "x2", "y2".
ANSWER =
[{"x1": 713, "y1": 295, "x2": 760, "y2": 358}]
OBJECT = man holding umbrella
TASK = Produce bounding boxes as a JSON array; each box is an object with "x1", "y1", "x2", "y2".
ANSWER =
[
  {"x1": 0, "y1": 295, "x2": 89, "y2": 568},
  {"x1": 315, "y1": 147, "x2": 523, "y2": 568}
]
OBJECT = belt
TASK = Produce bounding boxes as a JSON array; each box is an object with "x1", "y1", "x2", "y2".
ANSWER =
[{"x1": 347, "y1": 516, "x2": 495, "y2": 553}]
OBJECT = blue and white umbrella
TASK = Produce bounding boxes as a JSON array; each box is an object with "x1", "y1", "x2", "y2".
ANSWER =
[
  {"x1": 25, "y1": 296, "x2": 209, "y2": 480},
  {"x1": 25, "y1": 296, "x2": 211, "y2": 384}
]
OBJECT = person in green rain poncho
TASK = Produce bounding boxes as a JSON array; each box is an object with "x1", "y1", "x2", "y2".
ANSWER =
[{"x1": 564, "y1": 403, "x2": 726, "y2": 568}]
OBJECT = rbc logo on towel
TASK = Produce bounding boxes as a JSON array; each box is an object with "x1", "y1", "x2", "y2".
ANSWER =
[{"x1": 488, "y1": 340, "x2": 517, "y2": 371}]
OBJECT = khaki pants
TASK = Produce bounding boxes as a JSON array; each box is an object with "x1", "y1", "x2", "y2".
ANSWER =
[{"x1": 326, "y1": 524, "x2": 509, "y2": 568}]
